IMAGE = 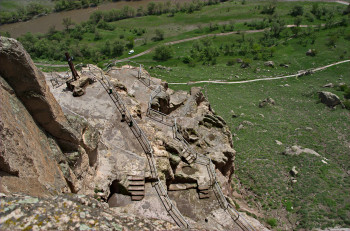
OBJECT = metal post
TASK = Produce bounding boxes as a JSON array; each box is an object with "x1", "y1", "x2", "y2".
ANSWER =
[{"x1": 65, "y1": 52, "x2": 79, "y2": 81}]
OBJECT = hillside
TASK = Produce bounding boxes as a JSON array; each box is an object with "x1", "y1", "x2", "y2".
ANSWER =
[{"x1": 1, "y1": 0, "x2": 350, "y2": 230}]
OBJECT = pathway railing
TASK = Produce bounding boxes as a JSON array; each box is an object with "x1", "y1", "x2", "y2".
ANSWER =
[
  {"x1": 85, "y1": 65, "x2": 190, "y2": 229},
  {"x1": 141, "y1": 68, "x2": 256, "y2": 231}
]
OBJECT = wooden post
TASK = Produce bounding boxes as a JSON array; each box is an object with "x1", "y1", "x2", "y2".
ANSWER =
[{"x1": 65, "y1": 52, "x2": 79, "y2": 81}]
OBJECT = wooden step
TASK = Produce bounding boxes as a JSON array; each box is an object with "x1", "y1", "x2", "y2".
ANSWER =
[
  {"x1": 199, "y1": 193, "x2": 210, "y2": 199},
  {"x1": 128, "y1": 175, "x2": 144, "y2": 181},
  {"x1": 129, "y1": 181, "x2": 145, "y2": 186},
  {"x1": 131, "y1": 195, "x2": 144, "y2": 201},
  {"x1": 128, "y1": 185, "x2": 145, "y2": 191},
  {"x1": 130, "y1": 191, "x2": 145, "y2": 196},
  {"x1": 198, "y1": 185, "x2": 210, "y2": 191}
]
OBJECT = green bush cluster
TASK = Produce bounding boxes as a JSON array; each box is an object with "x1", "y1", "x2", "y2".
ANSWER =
[{"x1": 0, "y1": 3, "x2": 49, "y2": 24}]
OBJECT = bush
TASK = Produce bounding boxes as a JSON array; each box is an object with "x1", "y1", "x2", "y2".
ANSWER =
[
  {"x1": 267, "y1": 218, "x2": 278, "y2": 228},
  {"x1": 152, "y1": 29, "x2": 164, "y2": 41},
  {"x1": 226, "y1": 60, "x2": 235, "y2": 66},
  {"x1": 343, "y1": 100, "x2": 350, "y2": 110},
  {"x1": 153, "y1": 45, "x2": 173, "y2": 61},
  {"x1": 290, "y1": 5, "x2": 304, "y2": 17}
]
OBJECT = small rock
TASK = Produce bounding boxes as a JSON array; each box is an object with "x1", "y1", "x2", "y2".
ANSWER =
[
  {"x1": 230, "y1": 110, "x2": 238, "y2": 118},
  {"x1": 284, "y1": 84, "x2": 290, "y2": 87},
  {"x1": 236, "y1": 58, "x2": 243, "y2": 63},
  {"x1": 290, "y1": 166, "x2": 298, "y2": 176},
  {"x1": 323, "y1": 83, "x2": 334, "y2": 88},
  {"x1": 306, "y1": 49, "x2": 316, "y2": 56},
  {"x1": 264, "y1": 61, "x2": 275, "y2": 67},
  {"x1": 275, "y1": 140, "x2": 283, "y2": 145},
  {"x1": 291, "y1": 178, "x2": 297, "y2": 184},
  {"x1": 259, "y1": 97, "x2": 275, "y2": 108},
  {"x1": 280, "y1": 63, "x2": 289, "y2": 68},
  {"x1": 305, "y1": 127, "x2": 313, "y2": 131},
  {"x1": 237, "y1": 124, "x2": 245, "y2": 130}
]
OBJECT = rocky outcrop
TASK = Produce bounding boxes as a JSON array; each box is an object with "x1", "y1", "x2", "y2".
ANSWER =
[
  {"x1": 0, "y1": 193, "x2": 177, "y2": 230},
  {"x1": 0, "y1": 76, "x2": 69, "y2": 196},
  {"x1": 0, "y1": 37, "x2": 100, "y2": 196},
  {"x1": 0, "y1": 37, "x2": 81, "y2": 151}
]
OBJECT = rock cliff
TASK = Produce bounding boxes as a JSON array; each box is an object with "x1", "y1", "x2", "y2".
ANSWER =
[
  {"x1": 0, "y1": 37, "x2": 267, "y2": 230},
  {"x1": 0, "y1": 37, "x2": 100, "y2": 196}
]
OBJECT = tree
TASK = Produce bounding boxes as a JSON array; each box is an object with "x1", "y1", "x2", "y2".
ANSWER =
[
  {"x1": 153, "y1": 45, "x2": 173, "y2": 61},
  {"x1": 290, "y1": 5, "x2": 303, "y2": 17},
  {"x1": 112, "y1": 40, "x2": 124, "y2": 57},
  {"x1": 152, "y1": 29, "x2": 164, "y2": 41},
  {"x1": 294, "y1": 16, "x2": 302, "y2": 27},
  {"x1": 62, "y1": 17, "x2": 74, "y2": 31}
]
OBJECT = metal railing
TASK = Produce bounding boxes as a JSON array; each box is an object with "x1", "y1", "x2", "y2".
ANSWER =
[
  {"x1": 138, "y1": 67, "x2": 256, "y2": 231},
  {"x1": 85, "y1": 65, "x2": 190, "y2": 229}
]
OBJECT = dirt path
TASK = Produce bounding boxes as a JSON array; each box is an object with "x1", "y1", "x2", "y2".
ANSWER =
[
  {"x1": 168, "y1": 60, "x2": 350, "y2": 85},
  {"x1": 114, "y1": 25, "x2": 323, "y2": 63}
]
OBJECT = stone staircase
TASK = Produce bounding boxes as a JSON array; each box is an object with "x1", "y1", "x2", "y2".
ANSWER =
[
  {"x1": 127, "y1": 175, "x2": 145, "y2": 201},
  {"x1": 181, "y1": 148, "x2": 196, "y2": 164},
  {"x1": 198, "y1": 185, "x2": 210, "y2": 199}
]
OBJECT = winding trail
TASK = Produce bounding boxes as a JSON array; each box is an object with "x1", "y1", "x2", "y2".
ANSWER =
[
  {"x1": 34, "y1": 24, "x2": 336, "y2": 68},
  {"x1": 168, "y1": 60, "x2": 350, "y2": 85}
]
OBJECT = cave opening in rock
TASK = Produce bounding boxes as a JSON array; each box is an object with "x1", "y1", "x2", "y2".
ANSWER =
[{"x1": 107, "y1": 179, "x2": 131, "y2": 207}]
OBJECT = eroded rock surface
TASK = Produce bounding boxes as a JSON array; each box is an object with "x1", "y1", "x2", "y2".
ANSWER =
[{"x1": 0, "y1": 193, "x2": 177, "y2": 230}]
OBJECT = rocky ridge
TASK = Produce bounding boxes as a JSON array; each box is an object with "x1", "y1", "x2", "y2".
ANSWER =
[{"x1": 0, "y1": 37, "x2": 267, "y2": 230}]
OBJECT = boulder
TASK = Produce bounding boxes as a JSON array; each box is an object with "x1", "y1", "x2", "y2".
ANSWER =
[
  {"x1": 264, "y1": 61, "x2": 275, "y2": 67},
  {"x1": 259, "y1": 97, "x2": 275, "y2": 108},
  {"x1": 318, "y1": 91, "x2": 342, "y2": 108}
]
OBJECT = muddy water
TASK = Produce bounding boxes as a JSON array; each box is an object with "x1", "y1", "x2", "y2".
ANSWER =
[{"x1": 0, "y1": 0, "x2": 169, "y2": 38}]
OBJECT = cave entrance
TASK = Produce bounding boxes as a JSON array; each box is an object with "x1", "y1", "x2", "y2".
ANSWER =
[{"x1": 107, "y1": 179, "x2": 131, "y2": 207}]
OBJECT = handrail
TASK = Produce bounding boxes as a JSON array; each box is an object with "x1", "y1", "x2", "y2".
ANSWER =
[
  {"x1": 136, "y1": 64, "x2": 256, "y2": 231},
  {"x1": 85, "y1": 65, "x2": 190, "y2": 228}
]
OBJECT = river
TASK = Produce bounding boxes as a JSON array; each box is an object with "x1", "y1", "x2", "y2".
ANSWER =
[{"x1": 0, "y1": 0, "x2": 172, "y2": 38}]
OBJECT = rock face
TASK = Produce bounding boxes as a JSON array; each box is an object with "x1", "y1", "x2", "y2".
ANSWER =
[
  {"x1": 0, "y1": 37, "x2": 100, "y2": 196},
  {"x1": 318, "y1": 91, "x2": 342, "y2": 108},
  {"x1": 0, "y1": 193, "x2": 177, "y2": 230},
  {"x1": 0, "y1": 76, "x2": 68, "y2": 196},
  {"x1": 0, "y1": 37, "x2": 80, "y2": 151}
]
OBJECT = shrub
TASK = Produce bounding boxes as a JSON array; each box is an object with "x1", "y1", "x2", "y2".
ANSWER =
[
  {"x1": 290, "y1": 5, "x2": 304, "y2": 17},
  {"x1": 226, "y1": 60, "x2": 235, "y2": 66},
  {"x1": 152, "y1": 29, "x2": 164, "y2": 41},
  {"x1": 153, "y1": 45, "x2": 173, "y2": 61},
  {"x1": 343, "y1": 100, "x2": 350, "y2": 110},
  {"x1": 267, "y1": 218, "x2": 278, "y2": 228}
]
